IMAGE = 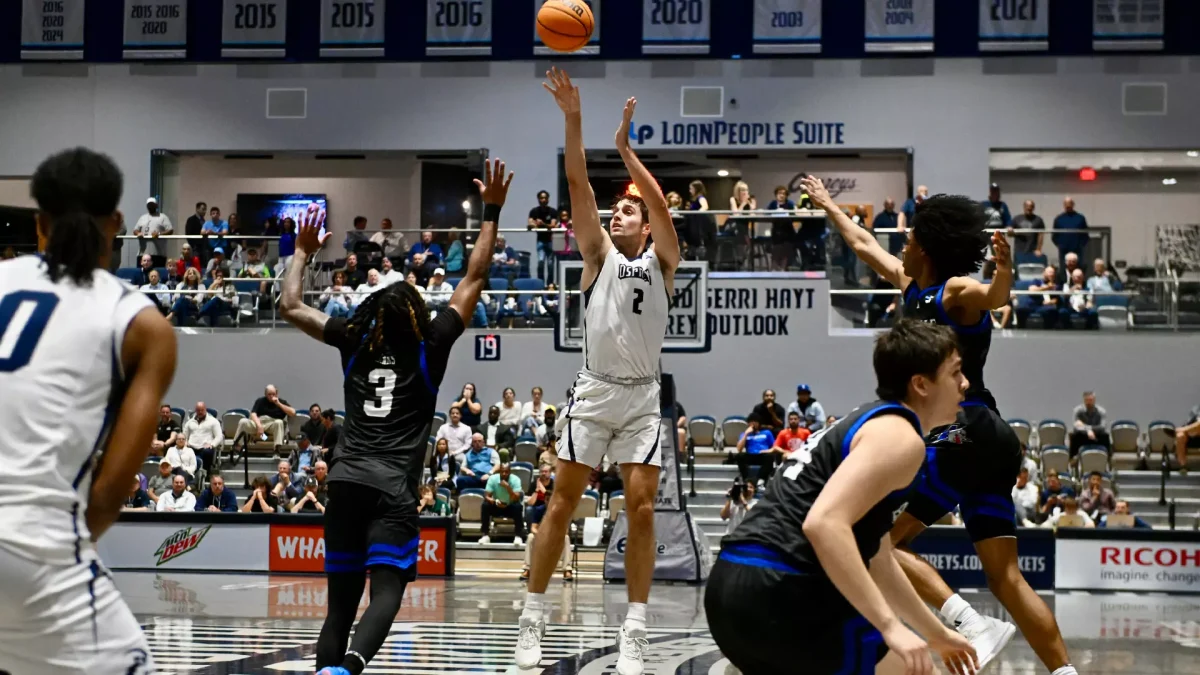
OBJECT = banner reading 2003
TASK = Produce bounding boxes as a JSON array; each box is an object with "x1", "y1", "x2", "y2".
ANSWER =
[{"x1": 753, "y1": 0, "x2": 821, "y2": 54}]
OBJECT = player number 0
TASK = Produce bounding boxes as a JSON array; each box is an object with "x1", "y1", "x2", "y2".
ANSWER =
[
  {"x1": 364, "y1": 368, "x2": 397, "y2": 418},
  {"x1": 0, "y1": 291, "x2": 59, "y2": 373}
]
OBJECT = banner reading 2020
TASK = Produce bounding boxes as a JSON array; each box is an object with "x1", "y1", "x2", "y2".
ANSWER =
[
  {"x1": 979, "y1": 0, "x2": 1048, "y2": 51},
  {"x1": 643, "y1": 0, "x2": 710, "y2": 55},
  {"x1": 1093, "y1": 0, "x2": 1163, "y2": 51},
  {"x1": 123, "y1": 0, "x2": 188, "y2": 59},
  {"x1": 22, "y1": 0, "x2": 85, "y2": 60},
  {"x1": 753, "y1": 0, "x2": 822, "y2": 54},
  {"x1": 427, "y1": 0, "x2": 494, "y2": 56},
  {"x1": 864, "y1": 0, "x2": 933, "y2": 52},
  {"x1": 320, "y1": 0, "x2": 385, "y2": 57}
]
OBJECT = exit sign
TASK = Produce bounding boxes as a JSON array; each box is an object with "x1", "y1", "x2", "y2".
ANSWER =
[{"x1": 474, "y1": 334, "x2": 501, "y2": 361}]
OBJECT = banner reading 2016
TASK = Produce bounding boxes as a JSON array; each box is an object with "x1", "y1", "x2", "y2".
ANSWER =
[
  {"x1": 1093, "y1": 0, "x2": 1163, "y2": 51},
  {"x1": 222, "y1": 0, "x2": 288, "y2": 58},
  {"x1": 123, "y1": 0, "x2": 188, "y2": 59},
  {"x1": 864, "y1": 0, "x2": 933, "y2": 53},
  {"x1": 753, "y1": 0, "x2": 821, "y2": 54},
  {"x1": 643, "y1": 0, "x2": 710, "y2": 55},
  {"x1": 979, "y1": 0, "x2": 1048, "y2": 52},
  {"x1": 320, "y1": 0, "x2": 385, "y2": 57},
  {"x1": 427, "y1": 0, "x2": 493, "y2": 56},
  {"x1": 21, "y1": 0, "x2": 85, "y2": 60}
]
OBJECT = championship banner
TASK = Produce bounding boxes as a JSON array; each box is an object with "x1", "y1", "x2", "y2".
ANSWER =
[
  {"x1": 864, "y1": 0, "x2": 934, "y2": 53},
  {"x1": 426, "y1": 0, "x2": 493, "y2": 57},
  {"x1": 21, "y1": 0, "x2": 85, "y2": 61},
  {"x1": 319, "y1": 0, "x2": 385, "y2": 58},
  {"x1": 604, "y1": 510, "x2": 712, "y2": 582},
  {"x1": 753, "y1": 0, "x2": 821, "y2": 55},
  {"x1": 534, "y1": 0, "x2": 600, "y2": 56},
  {"x1": 123, "y1": 0, "x2": 188, "y2": 59},
  {"x1": 222, "y1": 0, "x2": 287, "y2": 58},
  {"x1": 910, "y1": 528, "x2": 1055, "y2": 591},
  {"x1": 1056, "y1": 537, "x2": 1200, "y2": 592},
  {"x1": 1093, "y1": 0, "x2": 1163, "y2": 51},
  {"x1": 98, "y1": 522, "x2": 270, "y2": 571},
  {"x1": 978, "y1": 0, "x2": 1048, "y2": 52},
  {"x1": 642, "y1": 0, "x2": 710, "y2": 55}
]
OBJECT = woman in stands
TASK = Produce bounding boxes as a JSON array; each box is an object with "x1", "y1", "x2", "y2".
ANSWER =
[
  {"x1": 241, "y1": 476, "x2": 279, "y2": 513},
  {"x1": 279, "y1": 158, "x2": 513, "y2": 675},
  {"x1": 319, "y1": 270, "x2": 353, "y2": 318},
  {"x1": 708, "y1": 320, "x2": 977, "y2": 675},
  {"x1": 167, "y1": 267, "x2": 205, "y2": 326},
  {"x1": 453, "y1": 383, "x2": 483, "y2": 428},
  {"x1": 198, "y1": 267, "x2": 238, "y2": 325}
]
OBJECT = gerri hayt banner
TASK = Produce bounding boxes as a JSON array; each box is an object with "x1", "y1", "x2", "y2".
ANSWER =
[{"x1": 864, "y1": 0, "x2": 933, "y2": 53}]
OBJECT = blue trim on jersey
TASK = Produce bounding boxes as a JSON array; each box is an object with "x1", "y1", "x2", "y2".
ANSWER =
[
  {"x1": 719, "y1": 544, "x2": 802, "y2": 574},
  {"x1": 567, "y1": 416, "x2": 577, "y2": 462},
  {"x1": 960, "y1": 399, "x2": 989, "y2": 408},
  {"x1": 643, "y1": 422, "x2": 661, "y2": 465},
  {"x1": 87, "y1": 560, "x2": 100, "y2": 646},
  {"x1": 835, "y1": 615, "x2": 883, "y2": 675},
  {"x1": 75, "y1": 340, "x2": 124, "y2": 490},
  {"x1": 71, "y1": 502, "x2": 82, "y2": 564},
  {"x1": 366, "y1": 539, "x2": 419, "y2": 569},
  {"x1": 417, "y1": 342, "x2": 436, "y2": 395},
  {"x1": 918, "y1": 449, "x2": 961, "y2": 512},
  {"x1": 840, "y1": 403, "x2": 922, "y2": 459},
  {"x1": 934, "y1": 284, "x2": 992, "y2": 335}
]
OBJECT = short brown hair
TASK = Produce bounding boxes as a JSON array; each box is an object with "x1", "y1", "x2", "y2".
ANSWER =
[
  {"x1": 873, "y1": 319, "x2": 959, "y2": 401},
  {"x1": 610, "y1": 194, "x2": 649, "y2": 225}
]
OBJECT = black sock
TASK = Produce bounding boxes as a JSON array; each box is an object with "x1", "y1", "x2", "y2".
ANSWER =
[
  {"x1": 315, "y1": 571, "x2": 367, "y2": 670},
  {"x1": 342, "y1": 566, "x2": 410, "y2": 674}
]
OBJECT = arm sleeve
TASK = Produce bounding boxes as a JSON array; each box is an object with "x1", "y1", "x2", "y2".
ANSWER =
[{"x1": 322, "y1": 316, "x2": 350, "y2": 350}]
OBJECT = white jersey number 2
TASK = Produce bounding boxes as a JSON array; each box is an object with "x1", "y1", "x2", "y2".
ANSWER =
[
  {"x1": 0, "y1": 291, "x2": 59, "y2": 372},
  {"x1": 363, "y1": 368, "x2": 398, "y2": 418}
]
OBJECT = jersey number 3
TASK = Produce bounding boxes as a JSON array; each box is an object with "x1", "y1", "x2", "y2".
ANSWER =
[
  {"x1": 0, "y1": 291, "x2": 59, "y2": 372},
  {"x1": 631, "y1": 288, "x2": 644, "y2": 315},
  {"x1": 364, "y1": 368, "x2": 398, "y2": 418}
]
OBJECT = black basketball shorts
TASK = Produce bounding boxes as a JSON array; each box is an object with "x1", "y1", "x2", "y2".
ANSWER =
[
  {"x1": 705, "y1": 545, "x2": 887, "y2": 675},
  {"x1": 904, "y1": 402, "x2": 1023, "y2": 542},
  {"x1": 323, "y1": 479, "x2": 421, "y2": 581}
]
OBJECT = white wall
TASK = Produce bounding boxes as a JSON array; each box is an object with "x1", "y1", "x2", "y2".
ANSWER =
[{"x1": 0, "y1": 177, "x2": 34, "y2": 208}]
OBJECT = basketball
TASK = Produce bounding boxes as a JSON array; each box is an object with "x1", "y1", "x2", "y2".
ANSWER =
[{"x1": 537, "y1": 0, "x2": 594, "y2": 53}]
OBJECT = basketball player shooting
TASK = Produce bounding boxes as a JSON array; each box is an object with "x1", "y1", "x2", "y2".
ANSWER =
[
  {"x1": 514, "y1": 67, "x2": 680, "y2": 675},
  {"x1": 801, "y1": 176, "x2": 1076, "y2": 675}
]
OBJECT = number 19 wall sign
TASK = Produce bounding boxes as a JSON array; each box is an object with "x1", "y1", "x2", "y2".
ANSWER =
[{"x1": 124, "y1": 0, "x2": 188, "y2": 59}]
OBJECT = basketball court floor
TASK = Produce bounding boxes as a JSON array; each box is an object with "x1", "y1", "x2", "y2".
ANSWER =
[{"x1": 117, "y1": 571, "x2": 1200, "y2": 674}]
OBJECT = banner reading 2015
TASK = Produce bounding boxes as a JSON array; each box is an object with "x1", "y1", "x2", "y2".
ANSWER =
[
  {"x1": 427, "y1": 0, "x2": 494, "y2": 56},
  {"x1": 643, "y1": 0, "x2": 710, "y2": 55},
  {"x1": 320, "y1": 0, "x2": 385, "y2": 57},
  {"x1": 222, "y1": 0, "x2": 288, "y2": 58},
  {"x1": 124, "y1": 0, "x2": 188, "y2": 59},
  {"x1": 864, "y1": 0, "x2": 933, "y2": 53},
  {"x1": 979, "y1": 0, "x2": 1048, "y2": 51},
  {"x1": 753, "y1": 0, "x2": 821, "y2": 54},
  {"x1": 22, "y1": 0, "x2": 85, "y2": 60}
]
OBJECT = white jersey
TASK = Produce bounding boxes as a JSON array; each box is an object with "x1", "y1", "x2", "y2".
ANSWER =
[
  {"x1": 0, "y1": 256, "x2": 152, "y2": 564},
  {"x1": 581, "y1": 245, "x2": 669, "y2": 381}
]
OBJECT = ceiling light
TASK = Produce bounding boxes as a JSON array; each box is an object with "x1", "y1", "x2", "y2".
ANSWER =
[
  {"x1": 1188, "y1": 151, "x2": 1199, "y2": 158},
  {"x1": 1163, "y1": 178, "x2": 1178, "y2": 186},
  {"x1": 717, "y1": 169, "x2": 730, "y2": 177},
  {"x1": 462, "y1": 200, "x2": 471, "y2": 211}
]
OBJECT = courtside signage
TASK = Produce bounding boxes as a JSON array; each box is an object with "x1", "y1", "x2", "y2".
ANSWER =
[
  {"x1": 1056, "y1": 538, "x2": 1200, "y2": 591},
  {"x1": 268, "y1": 523, "x2": 451, "y2": 576},
  {"x1": 99, "y1": 522, "x2": 269, "y2": 571}
]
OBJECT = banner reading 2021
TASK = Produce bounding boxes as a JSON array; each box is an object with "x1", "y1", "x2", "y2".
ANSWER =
[
  {"x1": 124, "y1": 0, "x2": 188, "y2": 59},
  {"x1": 22, "y1": 0, "x2": 85, "y2": 60},
  {"x1": 865, "y1": 0, "x2": 933, "y2": 52}
]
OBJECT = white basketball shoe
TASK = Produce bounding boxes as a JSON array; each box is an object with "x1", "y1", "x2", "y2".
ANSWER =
[
  {"x1": 616, "y1": 624, "x2": 649, "y2": 675},
  {"x1": 956, "y1": 614, "x2": 1016, "y2": 672},
  {"x1": 514, "y1": 614, "x2": 546, "y2": 669}
]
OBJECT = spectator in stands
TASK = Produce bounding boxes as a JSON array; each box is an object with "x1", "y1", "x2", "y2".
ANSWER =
[
  {"x1": 181, "y1": 401, "x2": 222, "y2": 472},
  {"x1": 521, "y1": 387, "x2": 550, "y2": 433},
  {"x1": 379, "y1": 256, "x2": 403, "y2": 286},
  {"x1": 341, "y1": 253, "x2": 367, "y2": 288},
  {"x1": 1079, "y1": 471, "x2": 1116, "y2": 518},
  {"x1": 774, "y1": 412, "x2": 811, "y2": 454},
  {"x1": 1176, "y1": 404, "x2": 1200, "y2": 475},
  {"x1": 786, "y1": 384, "x2": 826, "y2": 432},
  {"x1": 479, "y1": 463, "x2": 525, "y2": 545},
  {"x1": 269, "y1": 460, "x2": 302, "y2": 506},
  {"x1": 981, "y1": 183, "x2": 1012, "y2": 230},
  {"x1": 146, "y1": 459, "x2": 174, "y2": 505},
  {"x1": 133, "y1": 197, "x2": 173, "y2": 267},
  {"x1": 721, "y1": 479, "x2": 757, "y2": 535},
  {"x1": 319, "y1": 270, "x2": 354, "y2": 318},
  {"x1": 352, "y1": 268, "x2": 386, "y2": 309},
  {"x1": 1070, "y1": 391, "x2": 1110, "y2": 455},
  {"x1": 534, "y1": 407, "x2": 558, "y2": 448},
  {"x1": 1087, "y1": 258, "x2": 1119, "y2": 295},
  {"x1": 1045, "y1": 495, "x2": 1094, "y2": 529},
  {"x1": 311, "y1": 460, "x2": 329, "y2": 501},
  {"x1": 899, "y1": 185, "x2": 929, "y2": 233},
  {"x1": 291, "y1": 477, "x2": 327, "y2": 513},
  {"x1": 198, "y1": 267, "x2": 238, "y2": 325},
  {"x1": 196, "y1": 474, "x2": 238, "y2": 512},
  {"x1": 872, "y1": 197, "x2": 904, "y2": 256},
  {"x1": 418, "y1": 484, "x2": 452, "y2": 517},
  {"x1": 236, "y1": 385, "x2": 294, "y2": 453},
  {"x1": 185, "y1": 201, "x2": 208, "y2": 262},
  {"x1": 734, "y1": 414, "x2": 779, "y2": 485},
  {"x1": 674, "y1": 402, "x2": 688, "y2": 457},
  {"x1": 825, "y1": 415, "x2": 839, "y2": 428},
  {"x1": 370, "y1": 217, "x2": 408, "y2": 260},
  {"x1": 1053, "y1": 197, "x2": 1089, "y2": 269},
  {"x1": 429, "y1": 438, "x2": 458, "y2": 490},
  {"x1": 524, "y1": 465, "x2": 554, "y2": 536},
  {"x1": 1027, "y1": 265, "x2": 1062, "y2": 329},
  {"x1": 123, "y1": 476, "x2": 152, "y2": 511},
  {"x1": 444, "y1": 228, "x2": 465, "y2": 274},
  {"x1": 1012, "y1": 466, "x2": 1039, "y2": 525},
  {"x1": 1099, "y1": 500, "x2": 1152, "y2": 529},
  {"x1": 274, "y1": 217, "x2": 297, "y2": 276},
  {"x1": 152, "y1": 405, "x2": 181, "y2": 456},
  {"x1": 156, "y1": 474, "x2": 195, "y2": 513},
  {"x1": 452, "y1": 383, "x2": 483, "y2": 428},
  {"x1": 496, "y1": 388, "x2": 523, "y2": 426},
  {"x1": 408, "y1": 230, "x2": 443, "y2": 281},
  {"x1": 165, "y1": 435, "x2": 198, "y2": 483},
  {"x1": 1009, "y1": 200, "x2": 1045, "y2": 258},
  {"x1": 538, "y1": 443, "x2": 557, "y2": 471},
  {"x1": 751, "y1": 389, "x2": 786, "y2": 434},
  {"x1": 1038, "y1": 469, "x2": 1075, "y2": 523},
  {"x1": 477, "y1": 405, "x2": 517, "y2": 453},
  {"x1": 1056, "y1": 252, "x2": 1082, "y2": 288},
  {"x1": 343, "y1": 215, "x2": 371, "y2": 255},
  {"x1": 425, "y1": 268, "x2": 454, "y2": 310},
  {"x1": 1065, "y1": 267, "x2": 1098, "y2": 329},
  {"x1": 204, "y1": 247, "x2": 232, "y2": 281},
  {"x1": 458, "y1": 433, "x2": 500, "y2": 490},
  {"x1": 436, "y1": 407, "x2": 473, "y2": 459},
  {"x1": 175, "y1": 244, "x2": 201, "y2": 279},
  {"x1": 242, "y1": 475, "x2": 279, "y2": 513},
  {"x1": 290, "y1": 433, "x2": 318, "y2": 476},
  {"x1": 132, "y1": 254, "x2": 155, "y2": 286},
  {"x1": 320, "y1": 409, "x2": 342, "y2": 458},
  {"x1": 239, "y1": 247, "x2": 274, "y2": 295},
  {"x1": 301, "y1": 404, "x2": 326, "y2": 447},
  {"x1": 405, "y1": 271, "x2": 426, "y2": 301},
  {"x1": 529, "y1": 190, "x2": 559, "y2": 281},
  {"x1": 490, "y1": 235, "x2": 520, "y2": 278}
]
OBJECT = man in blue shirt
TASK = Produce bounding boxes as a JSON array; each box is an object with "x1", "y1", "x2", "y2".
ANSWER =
[
  {"x1": 195, "y1": 474, "x2": 239, "y2": 512},
  {"x1": 1052, "y1": 197, "x2": 1089, "y2": 269},
  {"x1": 982, "y1": 183, "x2": 1012, "y2": 230},
  {"x1": 490, "y1": 234, "x2": 521, "y2": 278},
  {"x1": 873, "y1": 197, "x2": 904, "y2": 255},
  {"x1": 733, "y1": 414, "x2": 779, "y2": 485},
  {"x1": 457, "y1": 433, "x2": 500, "y2": 491},
  {"x1": 899, "y1": 184, "x2": 929, "y2": 232}
]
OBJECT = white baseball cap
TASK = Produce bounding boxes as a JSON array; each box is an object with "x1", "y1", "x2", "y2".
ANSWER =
[
  {"x1": 146, "y1": 197, "x2": 158, "y2": 205},
  {"x1": 433, "y1": 267, "x2": 446, "y2": 276}
]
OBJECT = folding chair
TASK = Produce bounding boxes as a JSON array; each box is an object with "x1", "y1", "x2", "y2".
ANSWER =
[
  {"x1": 689, "y1": 416, "x2": 717, "y2": 452},
  {"x1": 456, "y1": 489, "x2": 485, "y2": 538},
  {"x1": 1037, "y1": 420, "x2": 1067, "y2": 449},
  {"x1": 514, "y1": 441, "x2": 540, "y2": 465},
  {"x1": 1040, "y1": 446, "x2": 1070, "y2": 476},
  {"x1": 1078, "y1": 447, "x2": 1110, "y2": 477},
  {"x1": 721, "y1": 416, "x2": 748, "y2": 452},
  {"x1": 1007, "y1": 419, "x2": 1032, "y2": 449},
  {"x1": 510, "y1": 462, "x2": 534, "y2": 494},
  {"x1": 1110, "y1": 421, "x2": 1140, "y2": 455}
]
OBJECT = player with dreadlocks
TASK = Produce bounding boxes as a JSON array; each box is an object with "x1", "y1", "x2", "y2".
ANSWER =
[
  {"x1": 281, "y1": 158, "x2": 514, "y2": 675},
  {"x1": 802, "y1": 176, "x2": 1077, "y2": 675}
]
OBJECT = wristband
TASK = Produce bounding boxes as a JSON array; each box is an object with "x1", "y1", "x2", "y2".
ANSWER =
[{"x1": 483, "y1": 203, "x2": 502, "y2": 222}]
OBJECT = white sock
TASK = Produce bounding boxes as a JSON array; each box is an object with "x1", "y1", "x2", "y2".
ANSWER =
[
  {"x1": 1051, "y1": 666, "x2": 1078, "y2": 675},
  {"x1": 939, "y1": 594, "x2": 979, "y2": 627},
  {"x1": 625, "y1": 602, "x2": 648, "y2": 632},
  {"x1": 522, "y1": 592, "x2": 546, "y2": 622}
]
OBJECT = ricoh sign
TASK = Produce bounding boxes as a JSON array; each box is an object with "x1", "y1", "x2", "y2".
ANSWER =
[{"x1": 1057, "y1": 539, "x2": 1200, "y2": 591}]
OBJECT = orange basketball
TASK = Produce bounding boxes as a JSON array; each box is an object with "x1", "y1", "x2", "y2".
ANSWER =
[{"x1": 537, "y1": 0, "x2": 594, "y2": 53}]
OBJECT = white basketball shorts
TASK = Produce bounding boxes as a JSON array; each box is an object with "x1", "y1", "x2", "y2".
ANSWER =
[
  {"x1": 556, "y1": 369, "x2": 663, "y2": 468},
  {"x1": 0, "y1": 548, "x2": 153, "y2": 675}
]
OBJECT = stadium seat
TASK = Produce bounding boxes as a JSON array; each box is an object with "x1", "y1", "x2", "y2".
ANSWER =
[
  {"x1": 1037, "y1": 420, "x2": 1067, "y2": 449},
  {"x1": 446, "y1": 276, "x2": 462, "y2": 289},
  {"x1": 1007, "y1": 419, "x2": 1032, "y2": 449},
  {"x1": 510, "y1": 462, "x2": 534, "y2": 493},
  {"x1": 513, "y1": 278, "x2": 545, "y2": 319},
  {"x1": 286, "y1": 414, "x2": 306, "y2": 440},
  {"x1": 720, "y1": 416, "x2": 748, "y2": 452},
  {"x1": 1041, "y1": 446, "x2": 1070, "y2": 476},
  {"x1": 170, "y1": 407, "x2": 186, "y2": 427},
  {"x1": 608, "y1": 490, "x2": 625, "y2": 522},
  {"x1": 456, "y1": 489, "x2": 485, "y2": 537},
  {"x1": 1095, "y1": 293, "x2": 1129, "y2": 329},
  {"x1": 1147, "y1": 421, "x2": 1177, "y2": 458},
  {"x1": 221, "y1": 409, "x2": 248, "y2": 442},
  {"x1": 514, "y1": 440, "x2": 540, "y2": 465},
  {"x1": 572, "y1": 490, "x2": 599, "y2": 522},
  {"x1": 334, "y1": 411, "x2": 346, "y2": 427},
  {"x1": 487, "y1": 278, "x2": 510, "y2": 320},
  {"x1": 689, "y1": 416, "x2": 717, "y2": 452},
  {"x1": 1078, "y1": 447, "x2": 1110, "y2": 476},
  {"x1": 1017, "y1": 262, "x2": 1046, "y2": 280},
  {"x1": 1110, "y1": 421, "x2": 1140, "y2": 454},
  {"x1": 436, "y1": 487, "x2": 451, "y2": 504},
  {"x1": 115, "y1": 267, "x2": 142, "y2": 285}
]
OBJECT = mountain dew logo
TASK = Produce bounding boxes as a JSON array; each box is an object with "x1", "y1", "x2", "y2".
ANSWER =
[{"x1": 155, "y1": 525, "x2": 211, "y2": 566}]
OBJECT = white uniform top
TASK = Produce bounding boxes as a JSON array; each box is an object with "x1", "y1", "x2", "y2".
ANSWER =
[
  {"x1": 581, "y1": 245, "x2": 669, "y2": 382},
  {"x1": 0, "y1": 256, "x2": 152, "y2": 564}
]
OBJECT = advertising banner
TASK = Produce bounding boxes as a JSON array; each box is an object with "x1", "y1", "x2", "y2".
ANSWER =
[
  {"x1": 222, "y1": 0, "x2": 287, "y2": 58},
  {"x1": 98, "y1": 522, "x2": 270, "y2": 571},
  {"x1": 124, "y1": 0, "x2": 188, "y2": 59},
  {"x1": 268, "y1": 522, "x2": 452, "y2": 576},
  {"x1": 1093, "y1": 0, "x2": 1163, "y2": 51},
  {"x1": 864, "y1": 0, "x2": 934, "y2": 52},
  {"x1": 643, "y1": 0, "x2": 710, "y2": 55},
  {"x1": 604, "y1": 511, "x2": 711, "y2": 582},
  {"x1": 910, "y1": 528, "x2": 1054, "y2": 590},
  {"x1": 978, "y1": 0, "x2": 1048, "y2": 51},
  {"x1": 21, "y1": 0, "x2": 85, "y2": 60},
  {"x1": 1056, "y1": 537, "x2": 1200, "y2": 592},
  {"x1": 753, "y1": 0, "x2": 821, "y2": 54}
]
